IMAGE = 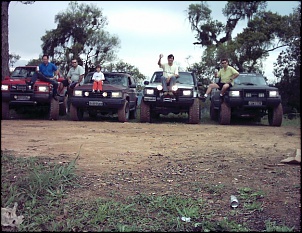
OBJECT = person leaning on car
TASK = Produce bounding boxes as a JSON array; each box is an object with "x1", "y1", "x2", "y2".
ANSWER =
[
  {"x1": 201, "y1": 58, "x2": 239, "y2": 101},
  {"x1": 58, "y1": 58, "x2": 85, "y2": 94},
  {"x1": 158, "y1": 53, "x2": 179, "y2": 95},
  {"x1": 26, "y1": 54, "x2": 59, "y2": 100}
]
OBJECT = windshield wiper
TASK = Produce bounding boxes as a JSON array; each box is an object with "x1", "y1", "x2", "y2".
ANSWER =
[
  {"x1": 12, "y1": 75, "x2": 26, "y2": 78},
  {"x1": 239, "y1": 82, "x2": 256, "y2": 85}
]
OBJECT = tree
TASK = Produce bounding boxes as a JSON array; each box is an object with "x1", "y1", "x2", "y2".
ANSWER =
[
  {"x1": 186, "y1": 1, "x2": 292, "y2": 77},
  {"x1": 1, "y1": 1, "x2": 34, "y2": 80},
  {"x1": 40, "y1": 1, "x2": 120, "y2": 74},
  {"x1": 273, "y1": 2, "x2": 301, "y2": 112},
  {"x1": 9, "y1": 53, "x2": 21, "y2": 68},
  {"x1": 2, "y1": 1, "x2": 10, "y2": 79},
  {"x1": 103, "y1": 61, "x2": 146, "y2": 84}
]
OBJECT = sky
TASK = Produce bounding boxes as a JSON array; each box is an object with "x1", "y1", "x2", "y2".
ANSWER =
[{"x1": 8, "y1": 1, "x2": 300, "y2": 83}]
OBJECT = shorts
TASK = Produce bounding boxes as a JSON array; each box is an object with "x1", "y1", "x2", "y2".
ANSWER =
[{"x1": 217, "y1": 82, "x2": 232, "y2": 90}]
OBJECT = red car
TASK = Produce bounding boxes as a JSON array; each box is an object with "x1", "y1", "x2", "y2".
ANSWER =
[{"x1": 1, "y1": 66, "x2": 67, "y2": 120}]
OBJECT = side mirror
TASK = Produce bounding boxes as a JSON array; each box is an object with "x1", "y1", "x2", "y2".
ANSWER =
[
  {"x1": 130, "y1": 84, "x2": 136, "y2": 88},
  {"x1": 144, "y1": 80, "x2": 149, "y2": 85}
]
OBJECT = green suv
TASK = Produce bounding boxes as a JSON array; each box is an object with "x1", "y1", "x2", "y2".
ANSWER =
[{"x1": 210, "y1": 73, "x2": 283, "y2": 126}]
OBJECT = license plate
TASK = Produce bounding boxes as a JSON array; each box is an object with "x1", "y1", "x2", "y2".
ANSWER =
[
  {"x1": 89, "y1": 101, "x2": 103, "y2": 106},
  {"x1": 16, "y1": 95, "x2": 30, "y2": 100},
  {"x1": 248, "y1": 101, "x2": 262, "y2": 106}
]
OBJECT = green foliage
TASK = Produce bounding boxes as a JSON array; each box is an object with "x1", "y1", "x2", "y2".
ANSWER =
[
  {"x1": 103, "y1": 61, "x2": 146, "y2": 83},
  {"x1": 40, "y1": 1, "x2": 120, "y2": 74},
  {"x1": 264, "y1": 220, "x2": 295, "y2": 232},
  {"x1": 187, "y1": 1, "x2": 301, "y2": 113},
  {"x1": 1, "y1": 151, "x2": 299, "y2": 232},
  {"x1": 273, "y1": 3, "x2": 300, "y2": 112},
  {"x1": 9, "y1": 53, "x2": 21, "y2": 67}
]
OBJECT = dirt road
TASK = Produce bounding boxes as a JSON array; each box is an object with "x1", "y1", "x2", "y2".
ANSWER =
[{"x1": 1, "y1": 118, "x2": 301, "y2": 230}]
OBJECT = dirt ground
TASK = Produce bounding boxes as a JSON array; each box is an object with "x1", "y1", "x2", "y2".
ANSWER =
[{"x1": 1, "y1": 115, "x2": 301, "y2": 231}]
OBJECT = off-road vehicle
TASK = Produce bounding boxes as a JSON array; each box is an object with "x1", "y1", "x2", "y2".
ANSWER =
[
  {"x1": 69, "y1": 71, "x2": 137, "y2": 122},
  {"x1": 140, "y1": 71, "x2": 202, "y2": 124},
  {"x1": 1, "y1": 66, "x2": 67, "y2": 120},
  {"x1": 210, "y1": 72, "x2": 283, "y2": 126}
]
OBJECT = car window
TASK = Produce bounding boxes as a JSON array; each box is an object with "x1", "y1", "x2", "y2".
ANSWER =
[
  {"x1": 105, "y1": 74, "x2": 128, "y2": 87},
  {"x1": 235, "y1": 74, "x2": 267, "y2": 85},
  {"x1": 11, "y1": 68, "x2": 35, "y2": 78},
  {"x1": 150, "y1": 72, "x2": 193, "y2": 85},
  {"x1": 84, "y1": 72, "x2": 94, "y2": 84},
  {"x1": 177, "y1": 73, "x2": 194, "y2": 85},
  {"x1": 151, "y1": 72, "x2": 163, "y2": 83}
]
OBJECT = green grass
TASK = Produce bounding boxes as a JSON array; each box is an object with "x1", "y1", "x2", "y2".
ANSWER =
[{"x1": 1, "y1": 151, "x2": 298, "y2": 232}]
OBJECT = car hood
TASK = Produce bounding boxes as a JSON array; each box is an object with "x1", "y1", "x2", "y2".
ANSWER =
[
  {"x1": 75, "y1": 84, "x2": 128, "y2": 91},
  {"x1": 2, "y1": 78, "x2": 48, "y2": 85},
  {"x1": 145, "y1": 83, "x2": 194, "y2": 89},
  {"x1": 231, "y1": 85, "x2": 279, "y2": 91}
]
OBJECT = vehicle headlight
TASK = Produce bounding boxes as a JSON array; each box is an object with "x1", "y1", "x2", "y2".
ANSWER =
[
  {"x1": 1, "y1": 85, "x2": 9, "y2": 91},
  {"x1": 112, "y1": 91, "x2": 122, "y2": 98},
  {"x1": 182, "y1": 90, "x2": 192, "y2": 96},
  {"x1": 269, "y1": 91, "x2": 279, "y2": 97},
  {"x1": 84, "y1": 92, "x2": 89, "y2": 97},
  {"x1": 74, "y1": 90, "x2": 83, "y2": 96},
  {"x1": 38, "y1": 86, "x2": 49, "y2": 92},
  {"x1": 145, "y1": 89, "x2": 154, "y2": 95},
  {"x1": 156, "y1": 85, "x2": 163, "y2": 91},
  {"x1": 229, "y1": 91, "x2": 240, "y2": 97},
  {"x1": 102, "y1": 92, "x2": 108, "y2": 97},
  {"x1": 171, "y1": 85, "x2": 178, "y2": 91}
]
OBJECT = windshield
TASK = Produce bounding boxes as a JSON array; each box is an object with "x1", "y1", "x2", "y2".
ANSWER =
[
  {"x1": 11, "y1": 67, "x2": 35, "y2": 78},
  {"x1": 84, "y1": 72, "x2": 129, "y2": 87},
  {"x1": 235, "y1": 74, "x2": 267, "y2": 86},
  {"x1": 151, "y1": 72, "x2": 194, "y2": 85}
]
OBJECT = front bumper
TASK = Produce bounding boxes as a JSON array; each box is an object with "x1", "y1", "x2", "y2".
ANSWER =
[
  {"x1": 143, "y1": 95, "x2": 195, "y2": 107},
  {"x1": 2, "y1": 92, "x2": 52, "y2": 106},
  {"x1": 225, "y1": 96, "x2": 282, "y2": 109},
  {"x1": 70, "y1": 96, "x2": 126, "y2": 110}
]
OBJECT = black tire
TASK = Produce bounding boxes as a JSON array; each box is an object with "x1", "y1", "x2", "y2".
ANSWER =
[
  {"x1": 59, "y1": 95, "x2": 68, "y2": 116},
  {"x1": 210, "y1": 100, "x2": 219, "y2": 121},
  {"x1": 219, "y1": 101, "x2": 231, "y2": 125},
  {"x1": 2, "y1": 101, "x2": 10, "y2": 120},
  {"x1": 140, "y1": 101, "x2": 151, "y2": 123},
  {"x1": 70, "y1": 103, "x2": 84, "y2": 121},
  {"x1": 49, "y1": 98, "x2": 59, "y2": 120},
  {"x1": 129, "y1": 104, "x2": 137, "y2": 119},
  {"x1": 118, "y1": 100, "x2": 129, "y2": 122},
  {"x1": 268, "y1": 103, "x2": 283, "y2": 126},
  {"x1": 188, "y1": 98, "x2": 200, "y2": 124}
]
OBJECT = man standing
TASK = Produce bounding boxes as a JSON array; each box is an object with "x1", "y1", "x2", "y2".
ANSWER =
[
  {"x1": 201, "y1": 58, "x2": 239, "y2": 101},
  {"x1": 27, "y1": 54, "x2": 59, "y2": 100},
  {"x1": 158, "y1": 54, "x2": 179, "y2": 95},
  {"x1": 58, "y1": 58, "x2": 85, "y2": 94}
]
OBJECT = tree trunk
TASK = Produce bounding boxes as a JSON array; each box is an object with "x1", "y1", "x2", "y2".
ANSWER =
[{"x1": 1, "y1": 1, "x2": 10, "y2": 80}]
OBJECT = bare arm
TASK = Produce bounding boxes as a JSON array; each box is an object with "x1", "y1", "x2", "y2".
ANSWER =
[
  {"x1": 78, "y1": 74, "x2": 84, "y2": 84},
  {"x1": 158, "y1": 54, "x2": 163, "y2": 67}
]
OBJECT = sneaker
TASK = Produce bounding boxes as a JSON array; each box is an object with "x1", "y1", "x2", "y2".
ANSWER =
[
  {"x1": 168, "y1": 91, "x2": 173, "y2": 95},
  {"x1": 97, "y1": 90, "x2": 100, "y2": 93},
  {"x1": 92, "y1": 90, "x2": 95, "y2": 93},
  {"x1": 163, "y1": 91, "x2": 168, "y2": 95}
]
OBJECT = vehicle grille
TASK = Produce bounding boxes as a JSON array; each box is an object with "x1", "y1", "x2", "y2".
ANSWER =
[
  {"x1": 243, "y1": 89, "x2": 266, "y2": 98},
  {"x1": 10, "y1": 84, "x2": 33, "y2": 92},
  {"x1": 89, "y1": 91, "x2": 112, "y2": 98}
]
